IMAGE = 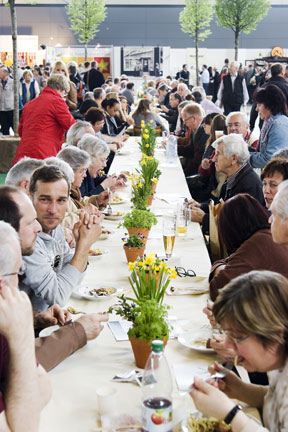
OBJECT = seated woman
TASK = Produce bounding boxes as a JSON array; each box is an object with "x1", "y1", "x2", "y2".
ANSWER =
[
  {"x1": 77, "y1": 134, "x2": 125, "y2": 197},
  {"x1": 209, "y1": 194, "x2": 288, "y2": 301},
  {"x1": 57, "y1": 146, "x2": 108, "y2": 229},
  {"x1": 250, "y1": 84, "x2": 288, "y2": 168},
  {"x1": 132, "y1": 99, "x2": 168, "y2": 132},
  {"x1": 261, "y1": 157, "x2": 288, "y2": 209},
  {"x1": 270, "y1": 180, "x2": 288, "y2": 244},
  {"x1": 191, "y1": 270, "x2": 288, "y2": 431},
  {"x1": 101, "y1": 98, "x2": 133, "y2": 136}
]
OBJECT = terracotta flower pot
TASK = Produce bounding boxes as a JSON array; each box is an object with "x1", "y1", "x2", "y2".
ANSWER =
[
  {"x1": 151, "y1": 181, "x2": 158, "y2": 193},
  {"x1": 127, "y1": 227, "x2": 150, "y2": 244},
  {"x1": 123, "y1": 244, "x2": 145, "y2": 263},
  {"x1": 147, "y1": 194, "x2": 153, "y2": 207},
  {"x1": 129, "y1": 337, "x2": 168, "y2": 369}
]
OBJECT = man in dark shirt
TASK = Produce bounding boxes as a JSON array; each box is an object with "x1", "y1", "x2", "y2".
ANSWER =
[
  {"x1": 84, "y1": 61, "x2": 105, "y2": 91},
  {"x1": 160, "y1": 93, "x2": 181, "y2": 132}
]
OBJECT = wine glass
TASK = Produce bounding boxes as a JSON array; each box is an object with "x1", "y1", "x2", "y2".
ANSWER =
[{"x1": 163, "y1": 215, "x2": 176, "y2": 258}]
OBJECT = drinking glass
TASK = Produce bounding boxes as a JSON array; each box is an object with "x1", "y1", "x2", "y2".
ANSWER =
[
  {"x1": 176, "y1": 207, "x2": 191, "y2": 236},
  {"x1": 163, "y1": 215, "x2": 176, "y2": 258}
]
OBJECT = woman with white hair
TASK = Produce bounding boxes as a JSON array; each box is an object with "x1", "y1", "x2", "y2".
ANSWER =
[
  {"x1": 270, "y1": 180, "x2": 288, "y2": 244},
  {"x1": 77, "y1": 134, "x2": 125, "y2": 197},
  {"x1": 19, "y1": 69, "x2": 40, "y2": 106}
]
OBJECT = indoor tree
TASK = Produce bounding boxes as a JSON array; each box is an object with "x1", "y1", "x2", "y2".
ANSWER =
[
  {"x1": 179, "y1": 0, "x2": 213, "y2": 85},
  {"x1": 66, "y1": 0, "x2": 107, "y2": 61},
  {"x1": 214, "y1": 0, "x2": 270, "y2": 60}
]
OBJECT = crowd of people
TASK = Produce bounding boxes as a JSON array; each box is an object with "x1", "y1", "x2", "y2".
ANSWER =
[{"x1": 0, "y1": 57, "x2": 288, "y2": 430}]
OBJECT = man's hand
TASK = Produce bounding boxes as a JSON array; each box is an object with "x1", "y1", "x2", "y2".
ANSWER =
[
  {"x1": 188, "y1": 198, "x2": 201, "y2": 208},
  {"x1": 201, "y1": 158, "x2": 210, "y2": 170},
  {"x1": 34, "y1": 305, "x2": 71, "y2": 329},
  {"x1": 76, "y1": 312, "x2": 109, "y2": 340},
  {"x1": 82, "y1": 203, "x2": 100, "y2": 216},
  {"x1": 191, "y1": 207, "x2": 205, "y2": 223},
  {"x1": 160, "y1": 105, "x2": 169, "y2": 113},
  {"x1": 63, "y1": 227, "x2": 76, "y2": 248},
  {"x1": 108, "y1": 143, "x2": 118, "y2": 153},
  {"x1": 0, "y1": 282, "x2": 34, "y2": 342},
  {"x1": 97, "y1": 190, "x2": 109, "y2": 206}
]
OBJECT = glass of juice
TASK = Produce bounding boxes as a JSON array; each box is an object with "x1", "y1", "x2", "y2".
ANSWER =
[{"x1": 163, "y1": 215, "x2": 176, "y2": 258}]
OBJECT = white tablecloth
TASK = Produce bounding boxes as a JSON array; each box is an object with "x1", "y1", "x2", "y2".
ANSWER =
[{"x1": 39, "y1": 138, "x2": 213, "y2": 432}]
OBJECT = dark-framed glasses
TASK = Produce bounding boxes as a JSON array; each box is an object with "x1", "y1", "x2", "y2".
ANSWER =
[{"x1": 175, "y1": 266, "x2": 196, "y2": 278}]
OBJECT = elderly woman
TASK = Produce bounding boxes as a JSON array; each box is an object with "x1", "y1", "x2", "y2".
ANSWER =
[
  {"x1": 250, "y1": 84, "x2": 288, "y2": 168},
  {"x1": 77, "y1": 134, "x2": 125, "y2": 197},
  {"x1": 192, "y1": 270, "x2": 288, "y2": 431},
  {"x1": 270, "y1": 180, "x2": 288, "y2": 244},
  {"x1": 52, "y1": 60, "x2": 78, "y2": 112},
  {"x1": 57, "y1": 146, "x2": 105, "y2": 229},
  {"x1": 132, "y1": 99, "x2": 168, "y2": 131},
  {"x1": 19, "y1": 70, "x2": 40, "y2": 106},
  {"x1": 261, "y1": 158, "x2": 288, "y2": 209},
  {"x1": 209, "y1": 194, "x2": 288, "y2": 301},
  {"x1": 13, "y1": 74, "x2": 75, "y2": 165}
]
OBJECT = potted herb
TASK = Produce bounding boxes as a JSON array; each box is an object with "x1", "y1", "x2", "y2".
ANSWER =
[
  {"x1": 120, "y1": 209, "x2": 157, "y2": 243},
  {"x1": 122, "y1": 233, "x2": 145, "y2": 263},
  {"x1": 109, "y1": 255, "x2": 176, "y2": 367}
]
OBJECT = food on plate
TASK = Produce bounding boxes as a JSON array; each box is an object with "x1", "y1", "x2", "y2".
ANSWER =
[
  {"x1": 89, "y1": 287, "x2": 116, "y2": 296},
  {"x1": 111, "y1": 195, "x2": 124, "y2": 203},
  {"x1": 88, "y1": 248, "x2": 104, "y2": 256},
  {"x1": 121, "y1": 170, "x2": 130, "y2": 177},
  {"x1": 187, "y1": 415, "x2": 231, "y2": 432},
  {"x1": 193, "y1": 338, "x2": 209, "y2": 348},
  {"x1": 105, "y1": 211, "x2": 124, "y2": 217},
  {"x1": 101, "y1": 229, "x2": 111, "y2": 235}
]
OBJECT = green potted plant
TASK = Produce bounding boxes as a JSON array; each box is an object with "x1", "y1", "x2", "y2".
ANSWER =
[
  {"x1": 139, "y1": 120, "x2": 157, "y2": 156},
  {"x1": 109, "y1": 254, "x2": 177, "y2": 367},
  {"x1": 137, "y1": 155, "x2": 161, "y2": 205},
  {"x1": 122, "y1": 233, "x2": 146, "y2": 263},
  {"x1": 119, "y1": 208, "x2": 157, "y2": 244},
  {"x1": 131, "y1": 175, "x2": 152, "y2": 210}
]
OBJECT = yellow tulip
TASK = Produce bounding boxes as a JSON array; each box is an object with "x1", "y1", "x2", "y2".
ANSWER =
[{"x1": 145, "y1": 144, "x2": 150, "y2": 148}]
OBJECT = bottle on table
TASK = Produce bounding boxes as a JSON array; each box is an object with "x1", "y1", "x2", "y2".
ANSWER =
[
  {"x1": 142, "y1": 340, "x2": 173, "y2": 432},
  {"x1": 166, "y1": 134, "x2": 177, "y2": 165}
]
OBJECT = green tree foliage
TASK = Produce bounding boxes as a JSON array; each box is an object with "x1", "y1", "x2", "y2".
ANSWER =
[
  {"x1": 66, "y1": 0, "x2": 107, "y2": 60},
  {"x1": 179, "y1": 0, "x2": 213, "y2": 85},
  {"x1": 215, "y1": 0, "x2": 270, "y2": 60}
]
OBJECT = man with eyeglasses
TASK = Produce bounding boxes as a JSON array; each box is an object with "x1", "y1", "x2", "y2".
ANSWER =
[
  {"x1": 177, "y1": 102, "x2": 209, "y2": 176},
  {"x1": 0, "y1": 184, "x2": 109, "y2": 372},
  {"x1": 0, "y1": 220, "x2": 51, "y2": 429}
]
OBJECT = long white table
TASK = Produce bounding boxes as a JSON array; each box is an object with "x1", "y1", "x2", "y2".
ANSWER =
[{"x1": 39, "y1": 138, "x2": 213, "y2": 432}]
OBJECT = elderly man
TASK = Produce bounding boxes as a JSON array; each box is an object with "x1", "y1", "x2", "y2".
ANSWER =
[
  {"x1": 0, "y1": 221, "x2": 51, "y2": 430},
  {"x1": 177, "y1": 82, "x2": 189, "y2": 100},
  {"x1": 0, "y1": 185, "x2": 108, "y2": 372},
  {"x1": 178, "y1": 103, "x2": 209, "y2": 176},
  {"x1": 226, "y1": 111, "x2": 258, "y2": 149},
  {"x1": 0, "y1": 67, "x2": 14, "y2": 135},
  {"x1": 5, "y1": 157, "x2": 44, "y2": 192},
  {"x1": 66, "y1": 120, "x2": 95, "y2": 146},
  {"x1": 217, "y1": 61, "x2": 249, "y2": 115},
  {"x1": 93, "y1": 87, "x2": 106, "y2": 108},
  {"x1": 19, "y1": 164, "x2": 103, "y2": 311},
  {"x1": 190, "y1": 134, "x2": 264, "y2": 231}
]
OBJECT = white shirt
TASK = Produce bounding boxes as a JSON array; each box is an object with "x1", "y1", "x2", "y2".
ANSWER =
[{"x1": 200, "y1": 69, "x2": 210, "y2": 84}]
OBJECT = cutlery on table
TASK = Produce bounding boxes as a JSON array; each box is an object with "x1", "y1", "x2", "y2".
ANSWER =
[{"x1": 106, "y1": 187, "x2": 113, "y2": 215}]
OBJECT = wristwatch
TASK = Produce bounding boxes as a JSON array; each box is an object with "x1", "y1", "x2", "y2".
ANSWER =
[{"x1": 224, "y1": 404, "x2": 242, "y2": 424}]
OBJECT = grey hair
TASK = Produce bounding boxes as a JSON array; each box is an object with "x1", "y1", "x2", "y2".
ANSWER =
[
  {"x1": 272, "y1": 147, "x2": 288, "y2": 160},
  {"x1": 225, "y1": 111, "x2": 249, "y2": 127},
  {"x1": 83, "y1": 91, "x2": 94, "y2": 101},
  {"x1": 5, "y1": 157, "x2": 45, "y2": 186},
  {"x1": 47, "y1": 74, "x2": 70, "y2": 93},
  {"x1": 57, "y1": 146, "x2": 91, "y2": 173},
  {"x1": 66, "y1": 121, "x2": 94, "y2": 146},
  {"x1": 78, "y1": 134, "x2": 110, "y2": 158},
  {"x1": 177, "y1": 83, "x2": 188, "y2": 91},
  {"x1": 45, "y1": 157, "x2": 74, "y2": 184},
  {"x1": 192, "y1": 86, "x2": 206, "y2": 99},
  {"x1": 271, "y1": 180, "x2": 288, "y2": 220},
  {"x1": 0, "y1": 221, "x2": 20, "y2": 278},
  {"x1": 212, "y1": 133, "x2": 250, "y2": 165}
]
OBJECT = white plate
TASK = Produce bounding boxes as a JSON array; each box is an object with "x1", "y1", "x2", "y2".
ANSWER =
[
  {"x1": 72, "y1": 285, "x2": 122, "y2": 301},
  {"x1": 178, "y1": 330, "x2": 214, "y2": 353},
  {"x1": 110, "y1": 196, "x2": 129, "y2": 205},
  {"x1": 99, "y1": 229, "x2": 114, "y2": 240},
  {"x1": 181, "y1": 411, "x2": 261, "y2": 432},
  {"x1": 104, "y1": 213, "x2": 124, "y2": 221},
  {"x1": 88, "y1": 249, "x2": 109, "y2": 260},
  {"x1": 117, "y1": 149, "x2": 131, "y2": 156}
]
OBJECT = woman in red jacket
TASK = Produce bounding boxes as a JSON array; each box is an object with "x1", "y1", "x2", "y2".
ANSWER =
[{"x1": 12, "y1": 74, "x2": 75, "y2": 165}]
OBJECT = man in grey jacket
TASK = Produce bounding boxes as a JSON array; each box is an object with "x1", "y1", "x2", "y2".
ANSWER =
[
  {"x1": 0, "y1": 67, "x2": 14, "y2": 135},
  {"x1": 0, "y1": 184, "x2": 109, "y2": 371},
  {"x1": 19, "y1": 164, "x2": 103, "y2": 311}
]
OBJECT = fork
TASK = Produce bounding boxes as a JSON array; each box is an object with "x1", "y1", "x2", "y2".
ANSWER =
[
  {"x1": 106, "y1": 187, "x2": 113, "y2": 215},
  {"x1": 181, "y1": 370, "x2": 229, "y2": 393}
]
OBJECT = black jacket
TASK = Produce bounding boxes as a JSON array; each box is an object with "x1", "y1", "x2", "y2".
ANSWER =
[
  {"x1": 84, "y1": 68, "x2": 105, "y2": 91},
  {"x1": 178, "y1": 125, "x2": 209, "y2": 176},
  {"x1": 222, "y1": 74, "x2": 244, "y2": 106}
]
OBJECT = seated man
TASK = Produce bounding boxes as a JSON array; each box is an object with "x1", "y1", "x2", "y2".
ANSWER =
[
  {"x1": 19, "y1": 165, "x2": 103, "y2": 311},
  {"x1": 66, "y1": 120, "x2": 95, "y2": 146},
  {"x1": 226, "y1": 111, "x2": 258, "y2": 149},
  {"x1": 178, "y1": 103, "x2": 209, "y2": 176},
  {"x1": 5, "y1": 157, "x2": 44, "y2": 192},
  {"x1": 0, "y1": 185, "x2": 109, "y2": 372},
  {"x1": 190, "y1": 134, "x2": 265, "y2": 233},
  {"x1": 160, "y1": 93, "x2": 181, "y2": 132},
  {"x1": 0, "y1": 221, "x2": 51, "y2": 430}
]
